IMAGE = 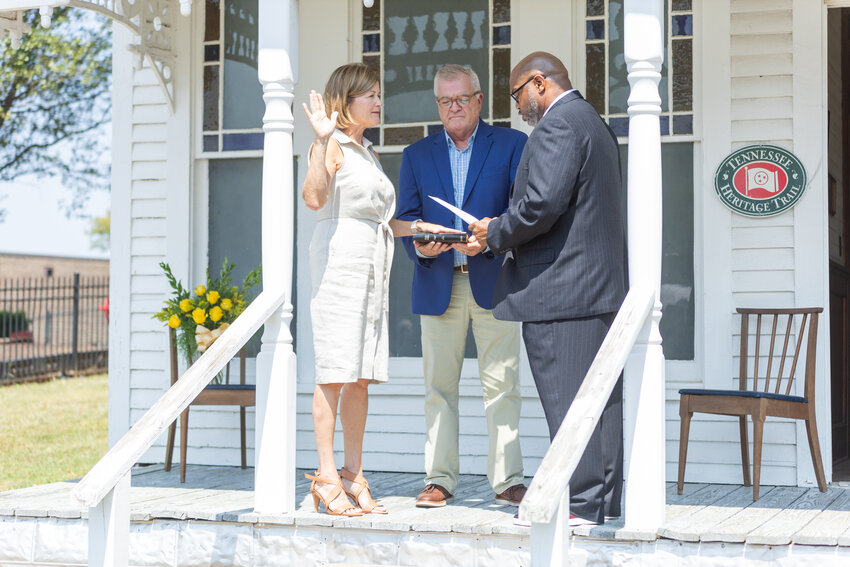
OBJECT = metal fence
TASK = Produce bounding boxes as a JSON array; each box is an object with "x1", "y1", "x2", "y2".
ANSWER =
[{"x1": 0, "y1": 274, "x2": 109, "y2": 383}]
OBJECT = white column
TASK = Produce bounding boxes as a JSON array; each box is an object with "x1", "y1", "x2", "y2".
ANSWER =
[
  {"x1": 622, "y1": 0, "x2": 666, "y2": 533},
  {"x1": 530, "y1": 487, "x2": 570, "y2": 567},
  {"x1": 253, "y1": 0, "x2": 298, "y2": 514},
  {"x1": 87, "y1": 472, "x2": 130, "y2": 567}
]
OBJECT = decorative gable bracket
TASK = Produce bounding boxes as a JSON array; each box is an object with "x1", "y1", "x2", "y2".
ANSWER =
[{"x1": 0, "y1": 0, "x2": 193, "y2": 111}]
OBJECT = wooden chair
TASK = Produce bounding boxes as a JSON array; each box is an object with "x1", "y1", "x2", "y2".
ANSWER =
[
  {"x1": 164, "y1": 328, "x2": 255, "y2": 483},
  {"x1": 677, "y1": 307, "x2": 826, "y2": 500}
]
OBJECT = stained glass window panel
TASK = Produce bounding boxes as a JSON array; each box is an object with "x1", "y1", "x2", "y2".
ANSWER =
[
  {"x1": 205, "y1": 0, "x2": 220, "y2": 41},
  {"x1": 587, "y1": 19, "x2": 605, "y2": 40},
  {"x1": 384, "y1": 126, "x2": 425, "y2": 146},
  {"x1": 493, "y1": 25, "x2": 511, "y2": 45},
  {"x1": 363, "y1": 55, "x2": 380, "y2": 74},
  {"x1": 384, "y1": 0, "x2": 490, "y2": 123},
  {"x1": 493, "y1": 0, "x2": 510, "y2": 24},
  {"x1": 364, "y1": 128, "x2": 380, "y2": 146},
  {"x1": 493, "y1": 48, "x2": 512, "y2": 119},
  {"x1": 204, "y1": 44, "x2": 220, "y2": 62},
  {"x1": 363, "y1": 0, "x2": 381, "y2": 31},
  {"x1": 363, "y1": 33, "x2": 380, "y2": 53},
  {"x1": 672, "y1": 39, "x2": 693, "y2": 111},
  {"x1": 607, "y1": 0, "x2": 628, "y2": 114},
  {"x1": 203, "y1": 65, "x2": 219, "y2": 131},
  {"x1": 609, "y1": 116, "x2": 628, "y2": 136},
  {"x1": 223, "y1": 133, "x2": 264, "y2": 151},
  {"x1": 587, "y1": 0, "x2": 604, "y2": 17},
  {"x1": 673, "y1": 114, "x2": 693, "y2": 135},
  {"x1": 672, "y1": 14, "x2": 692, "y2": 36},
  {"x1": 586, "y1": 43, "x2": 606, "y2": 115}
]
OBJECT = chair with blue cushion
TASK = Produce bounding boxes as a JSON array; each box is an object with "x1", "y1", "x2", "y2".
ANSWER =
[
  {"x1": 164, "y1": 327, "x2": 255, "y2": 483},
  {"x1": 677, "y1": 307, "x2": 826, "y2": 500}
]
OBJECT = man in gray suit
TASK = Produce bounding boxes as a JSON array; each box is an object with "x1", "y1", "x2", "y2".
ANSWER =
[{"x1": 470, "y1": 52, "x2": 626, "y2": 526}]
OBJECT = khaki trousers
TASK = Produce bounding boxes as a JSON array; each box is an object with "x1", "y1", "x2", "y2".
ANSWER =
[{"x1": 420, "y1": 272, "x2": 524, "y2": 494}]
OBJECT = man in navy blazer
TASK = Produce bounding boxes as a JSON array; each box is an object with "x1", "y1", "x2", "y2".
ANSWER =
[
  {"x1": 471, "y1": 52, "x2": 626, "y2": 526},
  {"x1": 396, "y1": 64, "x2": 528, "y2": 509}
]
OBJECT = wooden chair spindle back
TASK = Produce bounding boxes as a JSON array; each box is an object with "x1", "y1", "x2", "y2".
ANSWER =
[{"x1": 737, "y1": 308, "x2": 820, "y2": 399}]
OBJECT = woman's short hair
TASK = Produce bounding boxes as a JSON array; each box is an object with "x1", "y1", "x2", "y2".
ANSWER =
[
  {"x1": 324, "y1": 63, "x2": 380, "y2": 130},
  {"x1": 433, "y1": 64, "x2": 481, "y2": 96}
]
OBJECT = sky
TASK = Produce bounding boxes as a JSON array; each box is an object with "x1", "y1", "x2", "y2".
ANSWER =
[
  {"x1": 0, "y1": 9, "x2": 112, "y2": 261},
  {"x1": 0, "y1": 174, "x2": 110, "y2": 260}
]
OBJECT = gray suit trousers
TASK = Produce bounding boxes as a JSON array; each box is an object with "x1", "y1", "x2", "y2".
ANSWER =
[{"x1": 522, "y1": 313, "x2": 623, "y2": 523}]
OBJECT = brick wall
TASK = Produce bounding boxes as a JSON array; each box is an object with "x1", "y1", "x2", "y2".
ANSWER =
[{"x1": 0, "y1": 253, "x2": 109, "y2": 280}]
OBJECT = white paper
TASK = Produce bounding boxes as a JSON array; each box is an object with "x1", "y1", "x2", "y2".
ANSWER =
[{"x1": 428, "y1": 195, "x2": 480, "y2": 225}]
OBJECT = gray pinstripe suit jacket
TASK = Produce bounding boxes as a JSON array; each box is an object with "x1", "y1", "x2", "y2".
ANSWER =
[{"x1": 487, "y1": 91, "x2": 626, "y2": 322}]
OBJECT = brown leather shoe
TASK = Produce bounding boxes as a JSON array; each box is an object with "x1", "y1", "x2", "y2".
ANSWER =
[
  {"x1": 416, "y1": 484, "x2": 453, "y2": 508},
  {"x1": 494, "y1": 484, "x2": 527, "y2": 506}
]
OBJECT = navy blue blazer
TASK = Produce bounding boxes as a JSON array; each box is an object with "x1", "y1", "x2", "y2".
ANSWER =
[{"x1": 396, "y1": 120, "x2": 527, "y2": 316}]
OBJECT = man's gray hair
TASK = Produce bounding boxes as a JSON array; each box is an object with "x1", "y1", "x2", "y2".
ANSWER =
[{"x1": 433, "y1": 64, "x2": 482, "y2": 96}]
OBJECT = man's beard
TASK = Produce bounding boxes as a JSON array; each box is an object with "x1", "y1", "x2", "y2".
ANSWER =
[{"x1": 522, "y1": 98, "x2": 541, "y2": 127}]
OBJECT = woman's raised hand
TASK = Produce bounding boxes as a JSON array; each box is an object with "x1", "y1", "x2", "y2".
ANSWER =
[{"x1": 302, "y1": 90, "x2": 338, "y2": 141}]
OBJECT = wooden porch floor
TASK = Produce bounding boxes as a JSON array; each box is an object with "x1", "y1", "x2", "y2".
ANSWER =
[{"x1": 3, "y1": 464, "x2": 850, "y2": 547}]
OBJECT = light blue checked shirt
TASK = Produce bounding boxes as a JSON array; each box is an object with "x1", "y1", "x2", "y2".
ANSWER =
[{"x1": 445, "y1": 124, "x2": 479, "y2": 267}]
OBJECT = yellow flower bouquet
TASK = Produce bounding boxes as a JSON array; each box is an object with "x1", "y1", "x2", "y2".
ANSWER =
[{"x1": 154, "y1": 258, "x2": 261, "y2": 363}]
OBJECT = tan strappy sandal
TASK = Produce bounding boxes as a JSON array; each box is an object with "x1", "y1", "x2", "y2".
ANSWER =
[
  {"x1": 304, "y1": 471, "x2": 363, "y2": 516},
  {"x1": 340, "y1": 467, "x2": 388, "y2": 514}
]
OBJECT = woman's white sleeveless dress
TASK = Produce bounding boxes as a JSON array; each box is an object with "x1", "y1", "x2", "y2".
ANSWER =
[{"x1": 309, "y1": 129, "x2": 395, "y2": 384}]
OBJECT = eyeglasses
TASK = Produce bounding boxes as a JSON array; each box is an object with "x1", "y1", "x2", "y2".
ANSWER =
[
  {"x1": 435, "y1": 91, "x2": 481, "y2": 108},
  {"x1": 510, "y1": 74, "x2": 546, "y2": 103}
]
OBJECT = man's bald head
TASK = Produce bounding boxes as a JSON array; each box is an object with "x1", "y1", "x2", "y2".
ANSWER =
[
  {"x1": 509, "y1": 52, "x2": 573, "y2": 126},
  {"x1": 510, "y1": 52, "x2": 572, "y2": 91}
]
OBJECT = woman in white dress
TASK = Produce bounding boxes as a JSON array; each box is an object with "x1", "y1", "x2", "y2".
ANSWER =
[{"x1": 301, "y1": 63, "x2": 455, "y2": 516}]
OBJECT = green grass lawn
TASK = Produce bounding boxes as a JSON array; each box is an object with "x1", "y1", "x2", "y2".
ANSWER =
[{"x1": 0, "y1": 374, "x2": 108, "y2": 492}]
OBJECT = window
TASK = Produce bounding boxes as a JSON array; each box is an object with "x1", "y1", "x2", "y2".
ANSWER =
[
  {"x1": 201, "y1": 0, "x2": 265, "y2": 153},
  {"x1": 361, "y1": 0, "x2": 513, "y2": 146},
  {"x1": 201, "y1": 0, "x2": 270, "y2": 355},
  {"x1": 585, "y1": 0, "x2": 693, "y2": 137},
  {"x1": 589, "y1": 0, "x2": 696, "y2": 360},
  {"x1": 361, "y1": 0, "x2": 515, "y2": 357}
]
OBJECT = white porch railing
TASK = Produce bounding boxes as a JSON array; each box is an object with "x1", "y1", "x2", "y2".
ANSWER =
[
  {"x1": 71, "y1": 289, "x2": 286, "y2": 566},
  {"x1": 519, "y1": 288, "x2": 654, "y2": 566},
  {"x1": 71, "y1": 9, "x2": 299, "y2": 564},
  {"x1": 520, "y1": 3, "x2": 666, "y2": 563}
]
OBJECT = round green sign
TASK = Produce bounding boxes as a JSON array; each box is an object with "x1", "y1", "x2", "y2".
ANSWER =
[{"x1": 713, "y1": 144, "x2": 807, "y2": 217}]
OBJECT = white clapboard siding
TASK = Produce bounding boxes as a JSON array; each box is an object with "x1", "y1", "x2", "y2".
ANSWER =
[
  {"x1": 293, "y1": 377, "x2": 551, "y2": 475},
  {"x1": 132, "y1": 124, "x2": 169, "y2": 144},
  {"x1": 730, "y1": 54, "x2": 793, "y2": 78},
  {"x1": 130, "y1": 331, "x2": 162, "y2": 351},
  {"x1": 731, "y1": 76, "x2": 792, "y2": 99},
  {"x1": 131, "y1": 237, "x2": 167, "y2": 256},
  {"x1": 731, "y1": 119, "x2": 792, "y2": 142},
  {"x1": 131, "y1": 179, "x2": 167, "y2": 199},
  {"x1": 730, "y1": 97, "x2": 793, "y2": 121},
  {"x1": 729, "y1": 0, "x2": 792, "y2": 13},
  {"x1": 130, "y1": 199, "x2": 168, "y2": 219},
  {"x1": 114, "y1": 42, "x2": 178, "y2": 460},
  {"x1": 729, "y1": 10, "x2": 792, "y2": 35},
  {"x1": 674, "y1": 1, "x2": 802, "y2": 487}
]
